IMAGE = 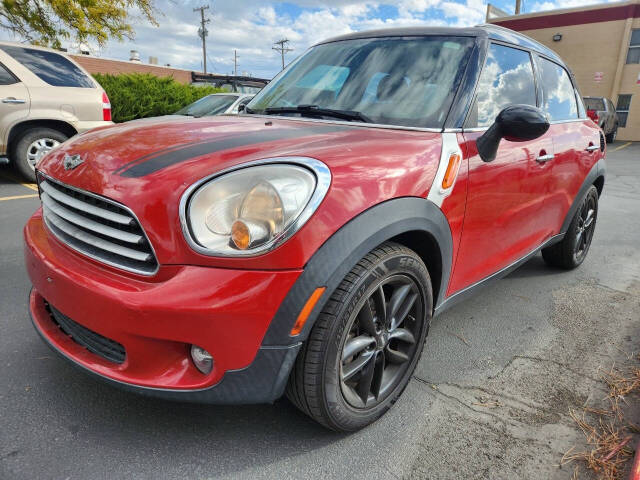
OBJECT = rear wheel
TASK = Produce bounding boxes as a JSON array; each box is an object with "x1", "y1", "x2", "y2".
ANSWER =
[
  {"x1": 286, "y1": 242, "x2": 432, "y2": 431},
  {"x1": 11, "y1": 127, "x2": 68, "y2": 181},
  {"x1": 605, "y1": 127, "x2": 617, "y2": 144},
  {"x1": 542, "y1": 185, "x2": 598, "y2": 269}
]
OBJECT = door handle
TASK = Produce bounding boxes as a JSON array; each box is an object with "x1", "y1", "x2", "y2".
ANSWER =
[
  {"x1": 585, "y1": 145, "x2": 599, "y2": 152},
  {"x1": 2, "y1": 97, "x2": 26, "y2": 104},
  {"x1": 536, "y1": 154, "x2": 554, "y2": 163}
]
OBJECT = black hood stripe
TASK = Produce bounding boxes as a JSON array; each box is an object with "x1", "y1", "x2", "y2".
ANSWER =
[{"x1": 118, "y1": 125, "x2": 351, "y2": 178}]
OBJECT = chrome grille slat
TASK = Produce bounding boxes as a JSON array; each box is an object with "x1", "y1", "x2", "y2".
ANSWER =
[
  {"x1": 44, "y1": 207, "x2": 152, "y2": 262},
  {"x1": 41, "y1": 192, "x2": 144, "y2": 245},
  {"x1": 39, "y1": 175, "x2": 158, "y2": 275},
  {"x1": 40, "y1": 180, "x2": 133, "y2": 225}
]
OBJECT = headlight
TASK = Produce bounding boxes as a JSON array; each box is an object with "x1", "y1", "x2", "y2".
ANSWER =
[{"x1": 181, "y1": 158, "x2": 330, "y2": 256}]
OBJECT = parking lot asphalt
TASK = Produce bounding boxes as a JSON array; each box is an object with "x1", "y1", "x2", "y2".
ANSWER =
[{"x1": 1, "y1": 143, "x2": 639, "y2": 480}]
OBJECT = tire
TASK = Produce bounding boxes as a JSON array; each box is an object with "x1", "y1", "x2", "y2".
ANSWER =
[
  {"x1": 11, "y1": 127, "x2": 68, "y2": 182},
  {"x1": 605, "y1": 128, "x2": 617, "y2": 144},
  {"x1": 286, "y1": 241, "x2": 433, "y2": 431},
  {"x1": 542, "y1": 185, "x2": 599, "y2": 269}
]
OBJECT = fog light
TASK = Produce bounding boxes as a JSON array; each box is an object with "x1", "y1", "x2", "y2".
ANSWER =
[{"x1": 190, "y1": 345, "x2": 213, "y2": 374}]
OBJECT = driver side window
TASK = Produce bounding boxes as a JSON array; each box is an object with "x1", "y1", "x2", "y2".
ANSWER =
[{"x1": 468, "y1": 43, "x2": 537, "y2": 128}]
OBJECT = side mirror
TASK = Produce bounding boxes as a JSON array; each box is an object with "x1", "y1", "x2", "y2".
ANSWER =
[
  {"x1": 238, "y1": 104, "x2": 246, "y2": 113},
  {"x1": 476, "y1": 104, "x2": 550, "y2": 163}
]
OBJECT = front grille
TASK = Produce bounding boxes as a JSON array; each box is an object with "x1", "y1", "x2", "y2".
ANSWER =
[
  {"x1": 38, "y1": 174, "x2": 158, "y2": 275},
  {"x1": 46, "y1": 301, "x2": 126, "y2": 364}
]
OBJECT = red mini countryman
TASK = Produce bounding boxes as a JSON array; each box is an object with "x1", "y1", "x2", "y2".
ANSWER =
[{"x1": 24, "y1": 25, "x2": 605, "y2": 431}]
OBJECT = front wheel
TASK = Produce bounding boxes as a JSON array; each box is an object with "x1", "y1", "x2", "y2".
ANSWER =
[
  {"x1": 542, "y1": 185, "x2": 599, "y2": 269},
  {"x1": 11, "y1": 127, "x2": 68, "y2": 181},
  {"x1": 605, "y1": 128, "x2": 617, "y2": 144},
  {"x1": 286, "y1": 242, "x2": 432, "y2": 431}
]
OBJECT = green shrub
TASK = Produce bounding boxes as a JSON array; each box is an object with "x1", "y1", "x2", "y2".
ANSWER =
[{"x1": 93, "y1": 73, "x2": 226, "y2": 123}]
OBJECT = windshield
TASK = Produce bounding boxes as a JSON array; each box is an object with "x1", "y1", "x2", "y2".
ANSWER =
[
  {"x1": 175, "y1": 95, "x2": 238, "y2": 117},
  {"x1": 247, "y1": 36, "x2": 474, "y2": 129},
  {"x1": 583, "y1": 97, "x2": 605, "y2": 111}
]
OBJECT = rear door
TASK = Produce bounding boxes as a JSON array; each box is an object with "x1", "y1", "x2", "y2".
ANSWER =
[
  {"x1": 451, "y1": 43, "x2": 555, "y2": 293},
  {"x1": 0, "y1": 55, "x2": 30, "y2": 151},
  {"x1": 535, "y1": 55, "x2": 598, "y2": 234}
]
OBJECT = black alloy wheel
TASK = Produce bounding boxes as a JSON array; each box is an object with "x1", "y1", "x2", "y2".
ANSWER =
[
  {"x1": 340, "y1": 274, "x2": 424, "y2": 409},
  {"x1": 542, "y1": 185, "x2": 599, "y2": 269},
  {"x1": 572, "y1": 192, "x2": 597, "y2": 264}
]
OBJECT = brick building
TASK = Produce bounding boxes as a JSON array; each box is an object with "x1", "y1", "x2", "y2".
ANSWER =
[
  {"x1": 70, "y1": 54, "x2": 194, "y2": 84},
  {"x1": 488, "y1": 0, "x2": 640, "y2": 141}
]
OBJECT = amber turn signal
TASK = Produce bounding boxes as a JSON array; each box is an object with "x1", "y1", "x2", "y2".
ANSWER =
[
  {"x1": 290, "y1": 287, "x2": 326, "y2": 336},
  {"x1": 231, "y1": 220, "x2": 251, "y2": 250},
  {"x1": 441, "y1": 153, "x2": 461, "y2": 190}
]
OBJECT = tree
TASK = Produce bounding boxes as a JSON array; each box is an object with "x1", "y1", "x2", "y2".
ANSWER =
[{"x1": 0, "y1": 0, "x2": 158, "y2": 48}]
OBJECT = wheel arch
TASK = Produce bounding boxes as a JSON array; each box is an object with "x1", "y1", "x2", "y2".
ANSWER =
[
  {"x1": 390, "y1": 230, "x2": 443, "y2": 307},
  {"x1": 7, "y1": 119, "x2": 77, "y2": 156},
  {"x1": 561, "y1": 159, "x2": 606, "y2": 233},
  {"x1": 593, "y1": 174, "x2": 605, "y2": 197},
  {"x1": 261, "y1": 196, "x2": 453, "y2": 346}
]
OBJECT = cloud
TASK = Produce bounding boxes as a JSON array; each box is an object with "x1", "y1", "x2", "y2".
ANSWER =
[
  {"x1": 530, "y1": 0, "x2": 619, "y2": 12},
  {"x1": 0, "y1": 0, "x2": 500, "y2": 78}
]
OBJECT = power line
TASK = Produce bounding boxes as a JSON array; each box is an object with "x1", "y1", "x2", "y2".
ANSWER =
[
  {"x1": 272, "y1": 39, "x2": 293, "y2": 71},
  {"x1": 194, "y1": 5, "x2": 210, "y2": 74}
]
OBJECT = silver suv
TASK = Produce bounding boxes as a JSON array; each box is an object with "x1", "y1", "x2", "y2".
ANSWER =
[{"x1": 0, "y1": 42, "x2": 113, "y2": 181}]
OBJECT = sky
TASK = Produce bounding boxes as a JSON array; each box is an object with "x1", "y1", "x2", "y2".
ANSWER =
[{"x1": 0, "y1": 0, "x2": 620, "y2": 79}]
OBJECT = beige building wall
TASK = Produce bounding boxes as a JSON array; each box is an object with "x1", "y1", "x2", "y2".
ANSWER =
[{"x1": 489, "y1": 0, "x2": 640, "y2": 141}]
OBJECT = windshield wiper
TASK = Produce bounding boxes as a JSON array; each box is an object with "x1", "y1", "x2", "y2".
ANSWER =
[{"x1": 263, "y1": 105, "x2": 372, "y2": 123}]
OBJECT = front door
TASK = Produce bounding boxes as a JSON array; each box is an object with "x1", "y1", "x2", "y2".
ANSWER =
[{"x1": 448, "y1": 42, "x2": 554, "y2": 294}]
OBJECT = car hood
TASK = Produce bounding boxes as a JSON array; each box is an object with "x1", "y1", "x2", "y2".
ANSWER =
[{"x1": 39, "y1": 115, "x2": 359, "y2": 187}]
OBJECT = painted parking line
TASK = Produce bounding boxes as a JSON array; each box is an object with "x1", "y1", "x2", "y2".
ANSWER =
[
  {"x1": 0, "y1": 193, "x2": 38, "y2": 202},
  {"x1": 0, "y1": 172, "x2": 38, "y2": 191},
  {"x1": 611, "y1": 142, "x2": 632, "y2": 152}
]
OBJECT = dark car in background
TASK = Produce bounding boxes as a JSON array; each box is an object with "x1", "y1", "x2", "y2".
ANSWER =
[
  {"x1": 584, "y1": 96, "x2": 619, "y2": 143},
  {"x1": 191, "y1": 73, "x2": 269, "y2": 94}
]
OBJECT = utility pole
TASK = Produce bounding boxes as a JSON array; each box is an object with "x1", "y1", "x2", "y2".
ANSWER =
[
  {"x1": 515, "y1": 0, "x2": 521, "y2": 14},
  {"x1": 272, "y1": 39, "x2": 293, "y2": 71},
  {"x1": 233, "y1": 49, "x2": 238, "y2": 76},
  {"x1": 194, "y1": 5, "x2": 210, "y2": 74}
]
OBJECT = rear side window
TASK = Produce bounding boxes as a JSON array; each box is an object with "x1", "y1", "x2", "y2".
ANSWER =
[
  {"x1": 0, "y1": 63, "x2": 17, "y2": 85},
  {"x1": 471, "y1": 43, "x2": 537, "y2": 128},
  {"x1": 0, "y1": 46, "x2": 94, "y2": 88},
  {"x1": 538, "y1": 57, "x2": 577, "y2": 121}
]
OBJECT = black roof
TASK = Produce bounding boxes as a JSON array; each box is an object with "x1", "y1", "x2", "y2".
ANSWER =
[{"x1": 315, "y1": 24, "x2": 563, "y2": 64}]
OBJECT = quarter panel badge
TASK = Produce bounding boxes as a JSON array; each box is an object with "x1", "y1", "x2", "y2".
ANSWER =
[{"x1": 63, "y1": 154, "x2": 84, "y2": 171}]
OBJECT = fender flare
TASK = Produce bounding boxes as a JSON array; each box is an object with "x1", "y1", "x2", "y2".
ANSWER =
[
  {"x1": 261, "y1": 196, "x2": 453, "y2": 346},
  {"x1": 560, "y1": 159, "x2": 606, "y2": 234}
]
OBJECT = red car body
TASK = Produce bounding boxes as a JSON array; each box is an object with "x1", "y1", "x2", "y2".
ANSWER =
[{"x1": 24, "y1": 25, "x2": 606, "y2": 406}]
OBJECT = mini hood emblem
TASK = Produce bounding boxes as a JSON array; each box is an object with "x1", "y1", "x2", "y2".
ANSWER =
[{"x1": 63, "y1": 154, "x2": 84, "y2": 171}]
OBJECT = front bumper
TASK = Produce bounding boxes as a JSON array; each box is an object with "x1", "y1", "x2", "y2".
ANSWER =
[{"x1": 24, "y1": 210, "x2": 303, "y2": 403}]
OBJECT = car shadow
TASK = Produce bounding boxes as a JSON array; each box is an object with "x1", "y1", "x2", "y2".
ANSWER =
[
  {"x1": 505, "y1": 254, "x2": 563, "y2": 279},
  {"x1": 30, "y1": 351, "x2": 344, "y2": 477}
]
